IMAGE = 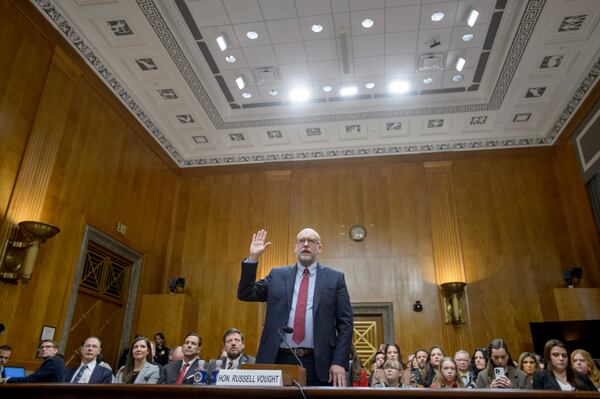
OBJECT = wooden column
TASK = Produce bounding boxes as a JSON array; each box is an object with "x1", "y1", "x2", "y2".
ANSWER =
[{"x1": 424, "y1": 161, "x2": 473, "y2": 353}]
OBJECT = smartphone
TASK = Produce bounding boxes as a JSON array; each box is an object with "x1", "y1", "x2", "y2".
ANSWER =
[{"x1": 494, "y1": 367, "x2": 505, "y2": 378}]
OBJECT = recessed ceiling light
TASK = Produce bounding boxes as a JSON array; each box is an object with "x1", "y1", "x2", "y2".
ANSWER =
[
  {"x1": 455, "y1": 57, "x2": 466, "y2": 72},
  {"x1": 389, "y1": 80, "x2": 410, "y2": 94},
  {"x1": 462, "y1": 33, "x2": 474, "y2": 42},
  {"x1": 246, "y1": 31, "x2": 258, "y2": 40},
  {"x1": 423, "y1": 77, "x2": 434, "y2": 85},
  {"x1": 216, "y1": 35, "x2": 227, "y2": 51},
  {"x1": 235, "y1": 76, "x2": 245, "y2": 90},
  {"x1": 467, "y1": 9, "x2": 479, "y2": 27},
  {"x1": 225, "y1": 55, "x2": 236, "y2": 63},
  {"x1": 452, "y1": 74, "x2": 464, "y2": 82},
  {"x1": 242, "y1": 92, "x2": 252, "y2": 99},
  {"x1": 289, "y1": 87, "x2": 310, "y2": 102},
  {"x1": 340, "y1": 86, "x2": 358, "y2": 96},
  {"x1": 311, "y1": 24, "x2": 323, "y2": 33},
  {"x1": 431, "y1": 11, "x2": 444, "y2": 22},
  {"x1": 269, "y1": 89, "x2": 278, "y2": 96},
  {"x1": 365, "y1": 82, "x2": 375, "y2": 89},
  {"x1": 322, "y1": 85, "x2": 333, "y2": 92},
  {"x1": 361, "y1": 18, "x2": 374, "y2": 28}
]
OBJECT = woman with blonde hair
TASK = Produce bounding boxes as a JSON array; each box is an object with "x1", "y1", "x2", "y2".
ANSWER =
[
  {"x1": 571, "y1": 349, "x2": 600, "y2": 390},
  {"x1": 430, "y1": 357, "x2": 463, "y2": 388},
  {"x1": 518, "y1": 352, "x2": 541, "y2": 385}
]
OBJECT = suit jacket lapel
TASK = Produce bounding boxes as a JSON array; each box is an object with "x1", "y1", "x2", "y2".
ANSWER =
[
  {"x1": 313, "y1": 263, "x2": 325, "y2": 316},
  {"x1": 286, "y1": 265, "x2": 296, "y2": 312}
]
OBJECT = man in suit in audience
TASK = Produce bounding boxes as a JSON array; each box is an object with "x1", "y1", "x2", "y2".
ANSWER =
[
  {"x1": 238, "y1": 228, "x2": 353, "y2": 386},
  {"x1": 0, "y1": 345, "x2": 12, "y2": 379},
  {"x1": 219, "y1": 328, "x2": 255, "y2": 369},
  {"x1": 63, "y1": 336, "x2": 112, "y2": 384},
  {"x1": 158, "y1": 333, "x2": 202, "y2": 384},
  {"x1": 6, "y1": 340, "x2": 66, "y2": 383}
]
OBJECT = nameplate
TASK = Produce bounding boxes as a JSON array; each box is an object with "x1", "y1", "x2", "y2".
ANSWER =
[{"x1": 215, "y1": 369, "x2": 283, "y2": 386}]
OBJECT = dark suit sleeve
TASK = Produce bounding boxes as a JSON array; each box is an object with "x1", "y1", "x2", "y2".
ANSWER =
[
  {"x1": 7, "y1": 356, "x2": 65, "y2": 383},
  {"x1": 237, "y1": 259, "x2": 271, "y2": 302},
  {"x1": 97, "y1": 367, "x2": 113, "y2": 383},
  {"x1": 158, "y1": 364, "x2": 168, "y2": 384},
  {"x1": 330, "y1": 272, "x2": 353, "y2": 368}
]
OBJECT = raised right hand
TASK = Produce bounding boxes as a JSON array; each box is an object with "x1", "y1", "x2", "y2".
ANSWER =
[{"x1": 248, "y1": 229, "x2": 271, "y2": 261}]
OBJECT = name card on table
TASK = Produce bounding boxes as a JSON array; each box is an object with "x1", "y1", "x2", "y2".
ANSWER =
[{"x1": 215, "y1": 369, "x2": 283, "y2": 386}]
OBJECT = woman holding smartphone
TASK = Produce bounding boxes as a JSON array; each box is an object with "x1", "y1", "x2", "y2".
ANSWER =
[
  {"x1": 475, "y1": 339, "x2": 530, "y2": 389},
  {"x1": 532, "y1": 339, "x2": 596, "y2": 391}
]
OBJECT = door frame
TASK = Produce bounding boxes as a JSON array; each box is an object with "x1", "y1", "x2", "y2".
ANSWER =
[
  {"x1": 59, "y1": 224, "x2": 143, "y2": 356},
  {"x1": 352, "y1": 302, "x2": 395, "y2": 344}
]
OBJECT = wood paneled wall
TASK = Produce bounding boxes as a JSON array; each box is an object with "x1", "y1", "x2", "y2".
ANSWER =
[
  {"x1": 0, "y1": 0, "x2": 178, "y2": 367},
  {"x1": 168, "y1": 149, "x2": 598, "y2": 360}
]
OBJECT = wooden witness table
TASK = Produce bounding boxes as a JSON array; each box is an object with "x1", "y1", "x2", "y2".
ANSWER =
[{"x1": 1, "y1": 384, "x2": 599, "y2": 399}]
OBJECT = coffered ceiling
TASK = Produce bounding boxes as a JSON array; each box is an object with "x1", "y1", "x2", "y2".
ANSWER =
[{"x1": 32, "y1": 0, "x2": 600, "y2": 167}]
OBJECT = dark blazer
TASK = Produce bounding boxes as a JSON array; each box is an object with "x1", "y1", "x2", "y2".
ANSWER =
[
  {"x1": 63, "y1": 363, "x2": 113, "y2": 383},
  {"x1": 158, "y1": 358, "x2": 201, "y2": 384},
  {"x1": 219, "y1": 353, "x2": 256, "y2": 369},
  {"x1": 237, "y1": 260, "x2": 353, "y2": 383},
  {"x1": 532, "y1": 370, "x2": 597, "y2": 391},
  {"x1": 6, "y1": 355, "x2": 66, "y2": 383}
]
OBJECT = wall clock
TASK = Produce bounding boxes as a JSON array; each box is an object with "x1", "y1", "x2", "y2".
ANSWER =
[{"x1": 349, "y1": 225, "x2": 367, "y2": 241}]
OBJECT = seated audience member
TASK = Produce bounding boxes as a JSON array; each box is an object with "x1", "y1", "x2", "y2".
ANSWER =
[
  {"x1": 6, "y1": 340, "x2": 65, "y2": 383},
  {"x1": 423, "y1": 346, "x2": 444, "y2": 387},
  {"x1": 170, "y1": 346, "x2": 184, "y2": 362},
  {"x1": 64, "y1": 336, "x2": 112, "y2": 384},
  {"x1": 476, "y1": 338, "x2": 530, "y2": 389},
  {"x1": 518, "y1": 352, "x2": 540, "y2": 386},
  {"x1": 220, "y1": 328, "x2": 255, "y2": 369},
  {"x1": 382, "y1": 359, "x2": 403, "y2": 387},
  {"x1": 114, "y1": 337, "x2": 159, "y2": 384},
  {"x1": 369, "y1": 351, "x2": 386, "y2": 387},
  {"x1": 411, "y1": 349, "x2": 429, "y2": 387},
  {"x1": 153, "y1": 333, "x2": 170, "y2": 366},
  {"x1": 471, "y1": 348, "x2": 487, "y2": 380},
  {"x1": 455, "y1": 349, "x2": 475, "y2": 387},
  {"x1": 349, "y1": 346, "x2": 368, "y2": 386},
  {"x1": 384, "y1": 343, "x2": 403, "y2": 365},
  {"x1": 571, "y1": 349, "x2": 600, "y2": 390},
  {"x1": 0, "y1": 345, "x2": 12, "y2": 379},
  {"x1": 430, "y1": 357, "x2": 463, "y2": 388},
  {"x1": 159, "y1": 333, "x2": 202, "y2": 384},
  {"x1": 532, "y1": 339, "x2": 596, "y2": 391}
]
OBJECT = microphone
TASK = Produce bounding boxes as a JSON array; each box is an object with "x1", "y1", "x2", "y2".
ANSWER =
[{"x1": 277, "y1": 326, "x2": 303, "y2": 368}]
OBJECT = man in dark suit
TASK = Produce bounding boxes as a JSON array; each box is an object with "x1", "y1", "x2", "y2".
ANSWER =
[
  {"x1": 63, "y1": 336, "x2": 112, "y2": 384},
  {"x1": 158, "y1": 332, "x2": 203, "y2": 384},
  {"x1": 238, "y1": 228, "x2": 353, "y2": 386},
  {"x1": 220, "y1": 328, "x2": 255, "y2": 369},
  {"x1": 6, "y1": 340, "x2": 65, "y2": 383}
]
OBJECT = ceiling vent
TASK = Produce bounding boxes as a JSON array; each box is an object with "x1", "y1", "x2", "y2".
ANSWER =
[
  {"x1": 418, "y1": 54, "x2": 445, "y2": 71},
  {"x1": 253, "y1": 67, "x2": 280, "y2": 85}
]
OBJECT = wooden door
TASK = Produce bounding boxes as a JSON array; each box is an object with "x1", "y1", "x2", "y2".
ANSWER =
[
  {"x1": 64, "y1": 241, "x2": 132, "y2": 369},
  {"x1": 353, "y1": 314, "x2": 385, "y2": 368}
]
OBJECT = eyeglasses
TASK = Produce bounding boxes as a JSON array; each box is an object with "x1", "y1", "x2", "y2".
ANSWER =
[{"x1": 296, "y1": 238, "x2": 320, "y2": 246}]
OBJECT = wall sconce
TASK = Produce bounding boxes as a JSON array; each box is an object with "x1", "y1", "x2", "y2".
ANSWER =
[
  {"x1": 441, "y1": 282, "x2": 467, "y2": 325},
  {"x1": 0, "y1": 221, "x2": 60, "y2": 284}
]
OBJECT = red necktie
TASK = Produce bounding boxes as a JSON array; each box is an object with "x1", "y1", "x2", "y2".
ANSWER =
[
  {"x1": 175, "y1": 362, "x2": 189, "y2": 384},
  {"x1": 227, "y1": 361, "x2": 233, "y2": 369},
  {"x1": 292, "y1": 268, "x2": 309, "y2": 344}
]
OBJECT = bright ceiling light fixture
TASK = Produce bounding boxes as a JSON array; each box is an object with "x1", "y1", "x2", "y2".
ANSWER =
[
  {"x1": 311, "y1": 24, "x2": 323, "y2": 33},
  {"x1": 365, "y1": 82, "x2": 375, "y2": 89},
  {"x1": 340, "y1": 86, "x2": 358, "y2": 96},
  {"x1": 467, "y1": 9, "x2": 479, "y2": 27},
  {"x1": 289, "y1": 87, "x2": 310, "y2": 102},
  {"x1": 242, "y1": 92, "x2": 252, "y2": 98},
  {"x1": 452, "y1": 74, "x2": 464, "y2": 82},
  {"x1": 361, "y1": 18, "x2": 374, "y2": 28},
  {"x1": 431, "y1": 11, "x2": 444, "y2": 22},
  {"x1": 269, "y1": 89, "x2": 278, "y2": 96},
  {"x1": 322, "y1": 85, "x2": 333, "y2": 92},
  {"x1": 246, "y1": 31, "x2": 258, "y2": 40},
  {"x1": 423, "y1": 77, "x2": 434, "y2": 84},
  {"x1": 216, "y1": 34, "x2": 228, "y2": 51},
  {"x1": 389, "y1": 80, "x2": 410, "y2": 94},
  {"x1": 462, "y1": 33, "x2": 474, "y2": 42},
  {"x1": 455, "y1": 57, "x2": 466, "y2": 72},
  {"x1": 225, "y1": 55, "x2": 236, "y2": 63},
  {"x1": 235, "y1": 76, "x2": 245, "y2": 90}
]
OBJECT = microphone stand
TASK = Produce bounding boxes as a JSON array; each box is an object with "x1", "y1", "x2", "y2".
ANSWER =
[{"x1": 277, "y1": 326, "x2": 306, "y2": 399}]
